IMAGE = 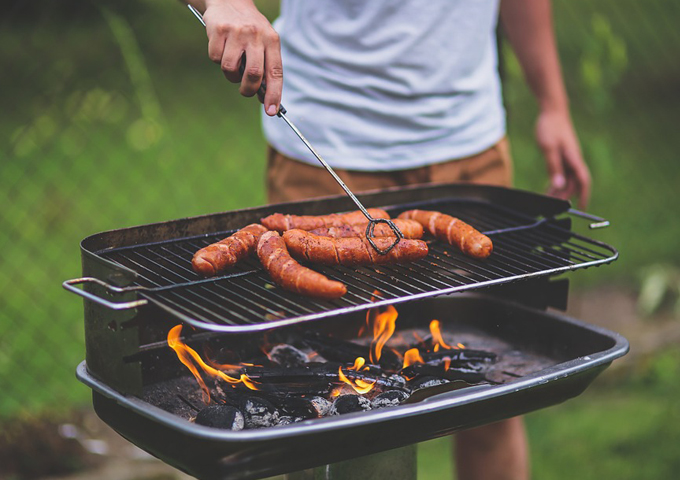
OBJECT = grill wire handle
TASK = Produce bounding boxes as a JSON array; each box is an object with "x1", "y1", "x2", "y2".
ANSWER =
[{"x1": 187, "y1": 5, "x2": 403, "y2": 254}]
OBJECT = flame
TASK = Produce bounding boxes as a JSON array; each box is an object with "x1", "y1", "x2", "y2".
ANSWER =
[
  {"x1": 167, "y1": 325, "x2": 260, "y2": 404},
  {"x1": 443, "y1": 356, "x2": 451, "y2": 371},
  {"x1": 368, "y1": 305, "x2": 398, "y2": 363},
  {"x1": 403, "y1": 348, "x2": 424, "y2": 369},
  {"x1": 429, "y1": 320, "x2": 453, "y2": 350},
  {"x1": 338, "y1": 357, "x2": 377, "y2": 394}
]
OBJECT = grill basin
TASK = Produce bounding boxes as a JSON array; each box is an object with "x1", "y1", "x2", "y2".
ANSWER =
[{"x1": 77, "y1": 295, "x2": 628, "y2": 480}]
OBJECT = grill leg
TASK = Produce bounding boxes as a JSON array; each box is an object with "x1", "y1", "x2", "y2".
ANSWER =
[{"x1": 284, "y1": 444, "x2": 417, "y2": 480}]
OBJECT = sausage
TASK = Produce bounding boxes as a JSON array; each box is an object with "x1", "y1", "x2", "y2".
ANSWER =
[
  {"x1": 257, "y1": 231, "x2": 347, "y2": 299},
  {"x1": 397, "y1": 209, "x2": 493, "y2": 259},
  {"x1": 282, "y1": 229, "x2": 429, "y2": 266},
  {"x1": 309, "y1": 219, "x2": 424, "y2": 239},
  {"x1": 261, "y1": 208, "x2": 390, "y2": 232},
  {"x1": 192, "y1": 223, "x2": 269, "y2": 277}
]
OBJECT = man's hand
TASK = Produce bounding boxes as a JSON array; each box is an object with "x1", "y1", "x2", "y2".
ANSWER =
[
  {"x1": 201, "y1": 0, "x2": 283, "y2": 116},
  {"x1": 536, "y1": 109, "x2": 591, "y2": 209},
  {"x1": 501, "y1": 0, "x2": 592, "y2": 209}
]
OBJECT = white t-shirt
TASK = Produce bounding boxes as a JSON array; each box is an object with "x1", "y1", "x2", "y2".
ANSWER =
[{"x1": 262, "y1": 0, "x2": 505, "y2": 171}]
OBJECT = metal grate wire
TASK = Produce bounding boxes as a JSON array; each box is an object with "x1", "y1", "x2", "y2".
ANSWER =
[{"x1": 98, "y1": 200, "x2": 617, "y2": 332}]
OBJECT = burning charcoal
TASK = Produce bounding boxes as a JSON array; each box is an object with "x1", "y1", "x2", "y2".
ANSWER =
[
  {"x1": 388, "y1": 374, "x2": 407, "y2": 389},
  {"x1": 272, "y1": 395, "x2": 328, "y2": 419},
  {"x1": 239, "y1": 396, "x2": 280, "y2": 429},
  {"x1": 303, "y1": 332, "x2": 401, "y2": 371},
  {"x1": 194, "y1": 405, "x2": 245, "y2": 431},
  {"x1": 371, "y1": 390, "x2": 410, "y2": 409},
  {"x1": 276, "y1": 416, "x2": 295, "y2": 426},
  {"x1": 408, "y1": 376, "x2": 449, "y2": 391},
  {"x1": 269, "y1": 344, "x2": 309, "y2": 368},
  {"x1": 421, "y1": 348, "x2": 497, "y2": 367},
  {"x1": 309, "y1": 396, "x2": 333, "y2": 417},
  {"x1": 401, "y1": 364, "x2": 489, "y2": 384},
  {"x1": 330, "y1": 394, "x2": 372, "y2": 415}
]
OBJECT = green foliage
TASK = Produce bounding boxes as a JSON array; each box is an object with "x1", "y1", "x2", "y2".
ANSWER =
[
  {"x1": 637, "y1": 264, "x2": 680, "y2": 317},
  {"x1": 579, "y1": 14, "x2": 628, "y2": 113},
  {"x1": 1, "y1": 0, "x2": 679, "y2": 430},
  {"x1": 526, "y1": 348, "x2": 680, "y2": 480}
]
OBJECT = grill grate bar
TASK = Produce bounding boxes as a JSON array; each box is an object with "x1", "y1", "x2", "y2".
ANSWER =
[{"x1": 96, "y1": 199, "x2": 617, "y2": 331}]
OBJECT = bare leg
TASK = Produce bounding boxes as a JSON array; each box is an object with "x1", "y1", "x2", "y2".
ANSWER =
[{"x1": 454, "y1": 417, "x2": 529, "y2": 480}]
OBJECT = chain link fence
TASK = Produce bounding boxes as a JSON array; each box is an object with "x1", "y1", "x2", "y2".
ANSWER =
[{"x1": 1, "y1": 0, "x2": 678, "y2": 424}]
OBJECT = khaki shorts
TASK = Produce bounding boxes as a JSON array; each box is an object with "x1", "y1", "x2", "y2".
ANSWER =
[{"x1": 266, "y1": 138, "x2": 513, "y2": 204}]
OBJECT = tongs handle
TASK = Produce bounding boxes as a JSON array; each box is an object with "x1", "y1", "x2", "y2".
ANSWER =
[{"x1": 187, "y1": 5, "x2": 403, "y2": 254}]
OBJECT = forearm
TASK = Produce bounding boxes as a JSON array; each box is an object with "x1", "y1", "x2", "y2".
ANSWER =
[{"x1": 500, "y1": 0, "x2": 569, "y2": 114}]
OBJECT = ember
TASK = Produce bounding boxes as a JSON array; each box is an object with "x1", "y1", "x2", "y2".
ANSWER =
[{"x1": 166, "y1": 302, "x2": 500, "y2": 430}]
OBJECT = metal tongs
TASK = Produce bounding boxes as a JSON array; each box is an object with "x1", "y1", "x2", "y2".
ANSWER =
[{"x1": 188, "y1": 5, "x2": 403, "y2": 254}]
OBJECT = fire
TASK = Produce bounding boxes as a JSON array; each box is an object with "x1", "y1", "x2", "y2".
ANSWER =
[
  {"x1": 167, "y1": 325, "x2": 260, "y2": 404},
  {"x1": 429, "y1": 320, "x2": 453, "y2": 350},
  {"x1": 368, "y1": 305, "x2": 398, "y2": 363},
  {"x1": 338, "y1": 356, "x2": 377, "y2": 394},
  {"x1": 403, "y1": 347, "x2": 424, "y2": 369}
]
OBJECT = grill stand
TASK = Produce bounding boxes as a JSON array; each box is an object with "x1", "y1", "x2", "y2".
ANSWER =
[{"x1": 284, "y1": 445, "x2": 416, "y2": 480}]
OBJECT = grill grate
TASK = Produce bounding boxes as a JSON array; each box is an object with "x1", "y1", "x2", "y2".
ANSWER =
[{"x1": 97, "y1": 199, "x2": 616, "y2": 332}]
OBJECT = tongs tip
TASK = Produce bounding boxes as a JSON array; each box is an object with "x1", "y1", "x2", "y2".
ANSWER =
[{"x1": 366, "y1": 218, "x2": 404, "y2": 255}]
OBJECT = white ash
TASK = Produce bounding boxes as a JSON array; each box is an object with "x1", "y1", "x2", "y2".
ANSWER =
[
  {"x1": 371, "y1": 390, "x2": 410, "y2": 409},
  {"x1": 269, "y1": 344, "x2": 309, "y2": 368},
  {"x1": 309, "y1": 396, "x2": 333, "y2": 417},
  {"x1": 410, "y1": 376, "x2": 450, "y2": 390},
  {"x1": 330, "y1": 394, "x2": 372, "y2": 415},
  {"x1": 388, "y1": 374, "x2": 407, "y2": 388},
  {"x1": 240, "y1": 397, "x2": 280, "y2": 428},
  {"x1": 276, "y1": 416, "x2": 295, "y2": 426}
]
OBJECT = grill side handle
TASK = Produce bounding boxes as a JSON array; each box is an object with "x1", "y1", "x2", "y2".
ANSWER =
[
  {"x1": 63, "y1": 277, "x2": 149, "y2": 310},
  {"x1": 567, "y1": 208, "x2": 610, "y2": 229}
]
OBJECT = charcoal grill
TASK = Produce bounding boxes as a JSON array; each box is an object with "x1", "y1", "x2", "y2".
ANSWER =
[{"x1": 65, "y1": 184, "x2": 628, "y2": 480}]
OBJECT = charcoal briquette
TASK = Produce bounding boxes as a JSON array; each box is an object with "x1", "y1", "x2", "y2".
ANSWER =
[
  {"x1": 309, "y1": 396, "x2": 333, "y2": 417},
  {"x1": 409, "y1": 376, "x2": 450, "y2": 390},
  {"x1": 330, "y1": 394, "x2": 371, "y2": 415},
  {"x1": 269, "y1": 344, "x2": 309, "y2": 368},
  {"x1": 194, "y1": 405, "x2": 245, "y2": 431},
  {"x1": 240, "y1": 396, "x2": 280, "y2": 428},
  {"x1": 371, "y1": 390, "x2": 410, "y2": 409}
]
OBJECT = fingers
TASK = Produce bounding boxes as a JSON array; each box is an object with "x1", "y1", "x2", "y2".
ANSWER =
[
  {"x1": 563, "y1": 146, "x2": 591, "y2": 209},
  {"x1": 542, "y1": 143, "x2": 566, "y2": 194},
  {"x1": 544, "y1": 145, "x2": 591, "y2": 209},
  {"x1": 203, "y1": 3, "x2": 282, "y2": 116},
  {"x1": 263, "y1": 36, "x2": 283, "y2": 116}
]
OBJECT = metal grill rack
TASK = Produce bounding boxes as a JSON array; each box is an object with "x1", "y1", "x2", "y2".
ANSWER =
[{"x1": 89, "y1": 199, "x2": 617, "y2": 332}]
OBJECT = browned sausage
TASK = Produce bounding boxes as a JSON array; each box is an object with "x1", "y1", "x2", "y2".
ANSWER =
[
  {"x1": 282, "y1": 229, "x2": 429, "y2": 266},
  {"x1": 261, "y1": 208, "x2": 390, "y2": 232},
  {"x1": 309, "y1": 219, "x2": 424, "y2": 239},
  {"x1": 398, "y1": 209, "x2": 493, "y2": 259},
  {"x1": 257, "y1": 231, "x2": 347, "y2": 299},
  {"x1": 192, "y1": 223, "x2": 269, "y2": 277}
]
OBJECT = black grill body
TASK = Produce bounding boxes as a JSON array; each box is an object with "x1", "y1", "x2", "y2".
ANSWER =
[
  {"x1": 77, "y1": 295, "x2": 628, "y2": 480},
  {"x1": 66, "y1": 184, "x2": 626, "y2": 479}
]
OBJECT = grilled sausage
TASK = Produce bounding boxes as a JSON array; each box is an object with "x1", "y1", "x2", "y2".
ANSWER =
[
  {"x1": 309, "y1": 219, "x2": 424, "y2": 239},
  {"x1": 261, "y1": 208, "x2": 390, "y2": 232},
  {"x1": 257, "y1": 231, "x2": 347, "y2": 299},
  {"x1": 282, "y1": 229, "x2": 429, "y2": 266},
  {"x1": 192, "y1": 223, "x2": 269, "y2": 277},
  {"x1": 398, "y1": 209, "x2": 493, "y2": 259}
]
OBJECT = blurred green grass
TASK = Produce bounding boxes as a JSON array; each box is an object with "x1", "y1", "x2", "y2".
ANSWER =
[
  {"x1": 0, "y1": 0, "x2": 679, "y2": 477},
  {"x1": 417, "y1": 347, "x2": 680, "y2": 479}
]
